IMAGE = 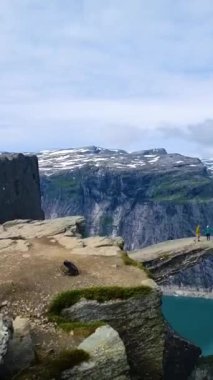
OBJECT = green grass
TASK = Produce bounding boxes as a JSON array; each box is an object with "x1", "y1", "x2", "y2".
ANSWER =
[
  {"x1": 100, "y1": 215, "x2": 113, "y2": 227},
  {"x1": 51, "y1": 176, "x2": 79, "y2": 189},
  {"x1": 49, "y1": 285, "x2": 152, "y2": 316},
  {"x1": 159, "y1": 253, "x2": 170, "y2": 260},
  {"x1": 49, "y1": 315, "x2": 104, "y2": 336},
  {"x1": 13, "y1": 349, "x2": 90, "y2": 380},
  {"x1": 48, "y1": 285, "x2": 153, "y2": 337},
  {"x1": 151, "y1": 177, "x2": 213, "y2": 202},
  {"x1": 121, "y1": 252, "x2": 153, "y2": 278}
]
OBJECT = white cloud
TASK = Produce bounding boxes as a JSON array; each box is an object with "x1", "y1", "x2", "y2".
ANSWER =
[{"x1": 0, "y1": 1, "x2": 213, "y2": 155}]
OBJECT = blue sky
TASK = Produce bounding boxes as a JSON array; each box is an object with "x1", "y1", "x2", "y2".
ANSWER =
[{"x1": 1, "y1": 0, "x2": 213, "y2": 156}]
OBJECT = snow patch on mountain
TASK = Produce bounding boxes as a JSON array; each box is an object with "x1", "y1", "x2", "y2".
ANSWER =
[{"x1": 37, "y1": 146, "x2": 206, "y2": 176}]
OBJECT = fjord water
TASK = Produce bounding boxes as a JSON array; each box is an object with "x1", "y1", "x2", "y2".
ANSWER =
[{"x1": 162, "y1": 295, "x2": 213, "y2": 356}]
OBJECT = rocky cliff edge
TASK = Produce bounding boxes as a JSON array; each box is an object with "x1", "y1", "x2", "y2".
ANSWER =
[
  {"x1": 0, "y1": 217, "x2": 201, "y2": 379},
  {"x1": 130, "y1": 237, "x2": 213, "y2": 297}
]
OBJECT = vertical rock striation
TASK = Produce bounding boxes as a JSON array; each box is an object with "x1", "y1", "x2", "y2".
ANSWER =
[{"x1": 39, "y1": 147, "x2": 213, "y2": 249}]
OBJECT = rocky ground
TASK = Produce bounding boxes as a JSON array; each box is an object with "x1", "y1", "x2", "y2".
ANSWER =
[
  {"x1": 0, "y1": 217, "x2": 148, "y2": 361},
  {"x1": 0, "y1": 218, "x2": 203, "y2": 380}
]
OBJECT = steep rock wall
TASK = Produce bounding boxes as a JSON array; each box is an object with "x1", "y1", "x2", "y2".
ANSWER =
[
  {"x1": 41, "y1": 174, "x2": 213, "y2": 250},
  {"x1": 40, "y1": 149, "x2": 213, "y2": 250},
  {"x1": 0, "y1": 154, "x2": 43, "y2": 222},
  {"x1": 141, "y1": 247, "x2": 213, "y2": 294},
  {"x1": 161, "y1": 254, "x2": 213, "y2": 293}
]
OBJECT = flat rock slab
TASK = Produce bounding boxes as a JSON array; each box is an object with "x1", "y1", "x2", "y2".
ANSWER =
[
  {"x1": 2, "y1": 216, "x2": 85, "y2": 240},
  {"x1": 0, "y1": 217, "x2": 125, "y2": 257},
  {"x1": 130, "y1": 237, "x2": 213, "y2": 262},
  {"x1": 0, "y1": 218, "x2": 123, "y2": 257},
  {"x1": 56, "y1": 236, "x2": 123, "y2": 256}
]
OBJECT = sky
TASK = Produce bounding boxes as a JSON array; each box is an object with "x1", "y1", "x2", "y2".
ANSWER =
[{"x1": 1, "y1": 0, "x2": 213, "y2": 157}]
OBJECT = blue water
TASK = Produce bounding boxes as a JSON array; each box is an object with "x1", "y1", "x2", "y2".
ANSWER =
[{"x1": 162, "y1": 295, "x2": 213, "y2": 356}]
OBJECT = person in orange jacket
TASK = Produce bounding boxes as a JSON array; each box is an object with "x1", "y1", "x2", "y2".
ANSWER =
[{"x1": 196, "y1": 225, "x2": 201, "y2": 242}]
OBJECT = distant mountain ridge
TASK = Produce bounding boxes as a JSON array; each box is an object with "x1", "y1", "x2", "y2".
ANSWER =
[{"x1": 37, "y1": 146, "x2": 201, "y2": 174}]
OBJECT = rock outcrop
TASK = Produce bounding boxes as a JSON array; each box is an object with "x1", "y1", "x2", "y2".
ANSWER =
[
  {"x1": 62, "y1": 325, "x2": 131, "y2": 380},
  {"x1": 60, "y1": 287, "x2": 200, "y2": 380},
  {"x1": 0, "y1": 317, "x2": 35, "y2": 379},
  {"x1": 38, "y1": 146, "x2": 213, "y2": 249},
  {"x1": 1, "y1": 215, "x2": 85, "y2": 240},
  {"x1": 0, "y1": 153, "x2": 43, "y2": 223},
  {"x1": 130, "y1": 238, "x2": 213, "y2": 296}
]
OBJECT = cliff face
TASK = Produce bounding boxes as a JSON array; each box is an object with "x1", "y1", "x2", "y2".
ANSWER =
[
  {"x1": 131, "y1": 238, "x2": 213, "y2": 295},
  {"x1": 0, "y1": 153, "x2": 44, "y2": 222},
  {"x1": 159, "y1": 252, "x2": 213, "y2": 293},
  {"x1": 39, "y1": 147, "x2": 213, "y2": 250}
]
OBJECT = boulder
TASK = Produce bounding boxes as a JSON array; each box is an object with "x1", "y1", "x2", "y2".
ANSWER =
[
  {"x1": 1, "y1": 317, "x2": 35, "y2": 379},
  {"x1": 62, "y1": 325, "x2": 130, "y2": 380},
  {"x1": 62, "y1": 260, "x2": 80, "y2": 276}
]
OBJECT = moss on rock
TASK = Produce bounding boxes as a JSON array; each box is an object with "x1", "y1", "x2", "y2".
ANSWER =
[
  {"x1": 121, "y1": 252, "x2": 153, "y2": 278},
  {"x1": 48, "y1": 285, "x2": 153, "y2": 317}
]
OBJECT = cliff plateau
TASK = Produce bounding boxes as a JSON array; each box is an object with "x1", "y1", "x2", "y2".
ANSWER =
[{"x1": 0, "y1": 217, "x2": 201, "y2": 380}]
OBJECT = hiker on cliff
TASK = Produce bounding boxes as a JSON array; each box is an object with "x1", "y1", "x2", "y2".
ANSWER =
[
  {"x1": 196, "y1": 225, "x2": 201, "y2": 242},
  {"x1": 205, "y1": 225, "x2": 211, "y2": 241}
]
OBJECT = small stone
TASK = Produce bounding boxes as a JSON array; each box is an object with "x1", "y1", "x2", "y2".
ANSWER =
[
  {"x1": 141, "y1": 279, "x2": 159, "y2": 289},
  {"x1": 46, "y1": 348, "x2": 54, "y2": 355},
  {"x1": 22, "y1": 254, "x2": 30, "y2": 258},
  {"x1": 1, "y1": 301, "x2": 9, "y2": 308}
]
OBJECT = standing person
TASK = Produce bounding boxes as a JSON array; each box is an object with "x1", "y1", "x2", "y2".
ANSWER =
[
  {"x1": 205, "y1": 225, "x2": 211, "y2": 241},
  {"x1": 196, "y1": 225, "x2": 201, "y2": 242}
]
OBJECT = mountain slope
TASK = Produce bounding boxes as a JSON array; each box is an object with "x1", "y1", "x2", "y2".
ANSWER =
[{"x1": 39, "y1": 147, "x2": 213, "y2": 249}]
